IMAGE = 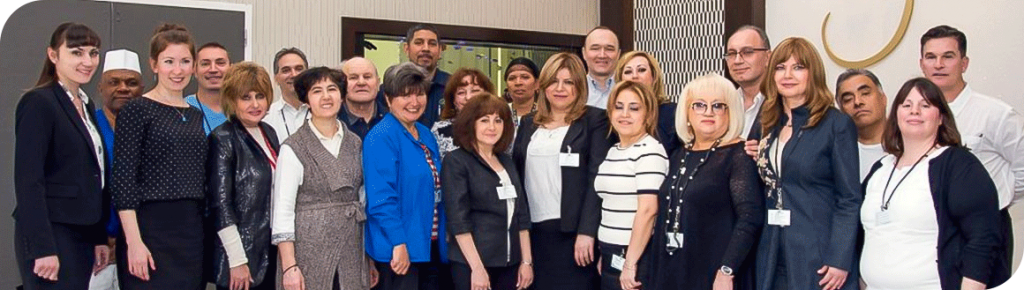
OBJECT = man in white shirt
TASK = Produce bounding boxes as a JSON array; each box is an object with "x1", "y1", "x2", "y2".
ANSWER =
[
  {"x1": 263, "y1": 47, "x2": 310, "y2": 143},
  {"x1": 582, "y1": 27, "x2": 620, "y2": 109},
  {"x1": 920, "y1": 24, "x2": 1024, "y2": 267},
  {"x1": 835, "y1": 69, "x2": 888, "y2": 181},
  {"x1": 725, "y1": 25, "x2": 771, "y2": 138}
]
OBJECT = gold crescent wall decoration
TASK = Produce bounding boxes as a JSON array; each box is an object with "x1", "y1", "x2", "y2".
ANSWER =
[{"x1": 821, "y1": 0, "x2": 914, "y2": 69}]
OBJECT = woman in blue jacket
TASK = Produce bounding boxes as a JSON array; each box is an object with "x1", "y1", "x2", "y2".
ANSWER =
[{"x1": 364, "y1": 62, "x2": 451, "y2": 290}]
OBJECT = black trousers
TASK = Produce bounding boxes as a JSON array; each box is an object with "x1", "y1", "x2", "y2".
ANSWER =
[
  {"x1": 451, "y1": 262, "x2": 518, "y2": 290},
  {"x1": 374, "y1": 240, "x2": 453, "y2": 290},
  {"x1": 15, "y1": 223, "x2": 95, "y2": 290},
  {"x1": 597, "y1": 242, "x2": 649, "y2": 290}
]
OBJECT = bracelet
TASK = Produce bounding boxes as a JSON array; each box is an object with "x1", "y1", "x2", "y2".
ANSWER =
[
  {"x1": 284, "y1": 264, "x2": 300, "y2": 274},
  {"x1": 623, "y1": 263, "x2": 637, "y2": 270},
  {"x1": 521, "y1": 260, "x2": 533, "y2": 266}
]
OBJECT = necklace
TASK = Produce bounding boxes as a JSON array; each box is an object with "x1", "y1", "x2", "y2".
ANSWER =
[
  {"x1": 151, "y1": 94, "x2": 189, "y2": 122},
  {"x1": 664, "y1": 139, "x2": 720, "y2": 255}
]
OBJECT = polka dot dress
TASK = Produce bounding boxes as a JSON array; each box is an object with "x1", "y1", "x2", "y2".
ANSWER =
[{"x1": 111, "y1": 97, "x2": 208, "y2": 210}]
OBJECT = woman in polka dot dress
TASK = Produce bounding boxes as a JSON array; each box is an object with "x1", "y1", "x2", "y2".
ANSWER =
[{"x1": 110, "y1": 23, "x2": 208, "y2": 289}]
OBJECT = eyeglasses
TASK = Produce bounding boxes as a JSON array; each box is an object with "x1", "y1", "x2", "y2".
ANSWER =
[
  {"x1": 691, "y1": 101, "x2": 729, "y2": 115},
  {"x1": 723, "y1": 48, "x2": 769, "y2": 60}
]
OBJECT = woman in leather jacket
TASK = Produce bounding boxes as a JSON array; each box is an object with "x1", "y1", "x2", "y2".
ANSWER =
[{"x1": 206, "y1": 62, "x2": 279, "y2": 290}]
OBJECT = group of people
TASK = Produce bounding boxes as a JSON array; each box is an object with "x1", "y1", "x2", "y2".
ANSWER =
[{"x1": 12, "y1": 18, "x2": 1022, "y2": 290}]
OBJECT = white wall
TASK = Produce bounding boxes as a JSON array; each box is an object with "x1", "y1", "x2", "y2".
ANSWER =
[
  {"x1": 767, "y1": 0, "x2": 1024, "y2": 282},
  {"x1": 209, "y1": 0, "x2": 598, "y2": 75},
  {"x1": 766, "y1": 0, "x2": 1024, "y2": 112}
]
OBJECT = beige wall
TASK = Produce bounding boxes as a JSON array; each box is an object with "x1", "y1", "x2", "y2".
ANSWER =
[{"x1": 211, "y1": 0, "x2": 597, "y2": 77}]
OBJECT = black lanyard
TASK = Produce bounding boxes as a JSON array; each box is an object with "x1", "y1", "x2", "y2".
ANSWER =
[
  {"x1": 880, "y1": 147, "x2": 933, "y2": 211},
  {"x1": 195, "y1": 100, "x2": 214, "y2": 132},
  {"x1": 281, "y1": 109, "x2": 310, "y2": 136}
]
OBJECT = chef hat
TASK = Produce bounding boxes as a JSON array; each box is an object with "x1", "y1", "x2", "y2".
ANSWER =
[{"x1": 102, "y1": 49, "x2": 141, "y2": 74}]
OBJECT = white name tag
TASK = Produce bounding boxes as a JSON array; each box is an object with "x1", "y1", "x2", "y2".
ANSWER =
[
  {"x1": 767, "y1": 209, "x2": 791, "y2": 227},
  {"x1": 876, "y1": 211, "x2": 892, "y2": 226},
  {"x1": 610, "y1": 254, "x2": 625, "y2": 270},
  {"x1": 666, "y1": 232, "x2": 684, "y2": 249},
  {"x1": 496, "y1": 185, "x2": 517, "y2": 200},
  {"x1": 559, "y1": 152, "x2": 580, "y2": 167}
]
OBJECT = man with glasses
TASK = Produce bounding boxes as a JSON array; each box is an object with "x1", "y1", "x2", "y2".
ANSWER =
[
  {"x1": 582, "y1": 26, "x2": 620, "y2": 109},
  {"x1": 725, "y1": 25, "x2": 771, "y2": 137}
]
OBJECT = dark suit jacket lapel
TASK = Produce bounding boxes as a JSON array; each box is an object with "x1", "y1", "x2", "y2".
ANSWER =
[
  {"x1": 560, "y1": 117, "x2": 585, "y2": 152},
  {"x1": 52, "y1": 84, "x2": 100, "y2": 166}
]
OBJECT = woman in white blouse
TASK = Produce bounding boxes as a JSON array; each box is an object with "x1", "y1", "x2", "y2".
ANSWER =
[
  {"x1": 271, "y1": 67, "x2": 377, "y2": 290},
  {"x1": 592, "y1": 81, "x2": 668, "y2": 290},
  {"x1": 860, "y1": 78, "x2": 1008, "y2": 290}
]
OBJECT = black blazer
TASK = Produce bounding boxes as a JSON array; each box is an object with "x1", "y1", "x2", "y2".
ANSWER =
[
  {"x1": 13, "y1": 82, "x2": 108, "y2": 260},
  {"x1": 442, "y1": 148, "x2": 531, "y2": 267},
  {"x1": 206, "y1": 118, "x2": 280, "y2": 286},
  {"x1": 511, "y1": 107, "x2": 612, "y2": 237},
  {"x1": 863, "y1": 147, "x2": 1010, "y2": 289}
]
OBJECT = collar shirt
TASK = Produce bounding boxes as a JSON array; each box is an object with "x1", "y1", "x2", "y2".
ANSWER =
[
  {"x1": 739, "y1": 89, "x2": 765, "y2": 138},
  {"x1": 263, "y1": 99, "x2": 310, "y2": 143},
  {"x1": 586, "y1": 74, "x2": 615, "y2": 109},
  {"x1": 947, "y1": 85, "x2": 1024, "y2": 209},
  {"x1": 60, "y1": 81, "x2": 104, "y2": 186}
]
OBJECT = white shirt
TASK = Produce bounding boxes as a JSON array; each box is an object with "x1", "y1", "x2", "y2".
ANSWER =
[
  {"x1": 860, "y1": 146, "x2": 948, "y2": 290},
  {"x1": 586, "y1": 74, "x2": 614, "y2": 109},
  {"x1": 60, "y1": 82, "x2": 104, "y2": 186},
  {"x1": 270, "y1": 120, "x2": 346, "y2": 244},
  {"x1": 948, "y1": 85, "x2": 1024, "y2": 209},
  {"x1": 525, "y1": 126, "x2": 569, "y2": 223},
  {"x1": 739, "y1": 89, "x2": 765, "y2": 138},
  {"x1": 497, "y1": 169, "x2": 516, "y2": 262},
  {"x1": 263, "y1": 99, "x2": 310, "y2": 144},
  {"x1": 859, "y1": 142, "x2": 886, "y2": 182},
  {"x1": 594, "y1": 135, "x2": 668, "y2": 245}
]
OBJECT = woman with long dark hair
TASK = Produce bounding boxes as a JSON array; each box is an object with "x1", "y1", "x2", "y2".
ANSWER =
[{"x1": 14, "y1": 22, "x2": 107, "y2": 290}]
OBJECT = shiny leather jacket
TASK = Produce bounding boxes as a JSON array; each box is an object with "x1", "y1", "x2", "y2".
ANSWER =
[{"x1": 206, "y1": 119, "x2": 279, "y2": 287}]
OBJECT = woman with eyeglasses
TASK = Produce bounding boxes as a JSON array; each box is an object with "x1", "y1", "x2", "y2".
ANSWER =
[{"x1": 647, "y1": 73, "x2": 764, "y2": 290}]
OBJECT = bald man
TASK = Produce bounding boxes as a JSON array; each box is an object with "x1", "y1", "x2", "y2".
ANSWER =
[{"x1": 338, "y1": 57, "x2": 387, "y2": 139}]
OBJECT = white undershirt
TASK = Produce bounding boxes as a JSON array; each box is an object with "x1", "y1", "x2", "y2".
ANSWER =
[
  {"x1": 497, "y1": 169, "x2": 515, "y2": 262},
  {"x1": 860, "y1": 146, "x2": 948, "y2": 290},
  {"x1": 270, "y1": 120, "x2": 346, "y2": 245},
  {"x1": 525, "y1": 126, "x2": 569, "y2": 223},
  {"x1": 859, "y1": 142, "x2": 886, "y2": 182}
]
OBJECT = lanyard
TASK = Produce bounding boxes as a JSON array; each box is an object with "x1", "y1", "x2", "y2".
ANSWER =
[
  {"x1": 880, "y1": 146, "x2": 933, "y2": 211},
  {"x1": 281, "y1": 109, "x2": 310, "y2": 136},
  {"x1": 195, "y1": 100, "x2": 214, "y2": 132},
  {"x1": 258, "y1": 127, "x2": 278, "y2": 169}
]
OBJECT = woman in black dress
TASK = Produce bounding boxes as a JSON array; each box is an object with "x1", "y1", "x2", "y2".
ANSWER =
[
  {"x1": 649, "y1": 73, "x2": 764, "y2": 290},
  {"x1": 206, "y1": 62, "x2": 279, "y2": 290},
  {"x1": 112, "y1": 23, "x2": 207, "y2": 289}
]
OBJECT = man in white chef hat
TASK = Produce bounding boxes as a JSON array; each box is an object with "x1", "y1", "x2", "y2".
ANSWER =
[{"x1": 89, "y1": 48, "x2": 143, "y2": 290}]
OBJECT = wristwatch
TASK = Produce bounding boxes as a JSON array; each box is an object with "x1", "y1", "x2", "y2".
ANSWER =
[{"x1": 720, "y1": 266, "x2": 734, "y2": 276}]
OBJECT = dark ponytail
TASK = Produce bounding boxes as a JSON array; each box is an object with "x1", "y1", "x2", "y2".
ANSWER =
[{"x1": 35, "y1": 22, "x2": 101, "y2": 88}]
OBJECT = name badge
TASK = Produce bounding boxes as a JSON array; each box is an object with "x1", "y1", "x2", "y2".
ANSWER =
[
  {"x1": 559, "y1": 146, "x2": 580, "y2": 167},
  {"x1": 610, "y1": 253, "x2": 625, "y2": 270},
  {"x1": 496, "y1": 185, "x2": 517, "y2": 200},
  {"x1": 767, "y1": 209, "x2": 791, "y2": 227},
  {"x1": 876, "y1": 211, "x2": 892, "y2": 226},
  {"x1": 666, "y1": 232, "x2": 684, "y2": 249}
]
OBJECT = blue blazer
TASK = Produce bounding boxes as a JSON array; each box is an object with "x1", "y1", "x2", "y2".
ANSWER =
[{"x1": 363, "y1": 113, "x2": 449, "y2": 263}]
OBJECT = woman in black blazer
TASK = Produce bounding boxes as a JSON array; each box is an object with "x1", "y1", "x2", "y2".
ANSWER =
[
  {"x1": 443, "y1": 93, "x2": 533, "y2": 290},
  {"x1": 511, "y1": 52, "x2": 612, "y2": 290},
  {"x1": 14, "y1": 22, "x2": 108, "y2": 289},
  {"x1": 206, "y1": 62, "x2": 280, "y2": 290}
]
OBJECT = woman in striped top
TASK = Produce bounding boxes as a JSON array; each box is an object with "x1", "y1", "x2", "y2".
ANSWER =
[{"x1": 593, "y1": 81, "x2": 668, "y2": 290}]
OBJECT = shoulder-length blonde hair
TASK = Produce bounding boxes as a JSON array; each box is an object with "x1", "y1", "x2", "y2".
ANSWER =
[
  {"x1": 758, "y1": 37, "x2": 834, "y2": 136},
  {"x1": 606, "y1": 80, "x2": 659, "y2": 138},
  {"x1": 535, "y1": 52, "x2": 588, "y2": 125},
  {"x1": 675, "y1": 73, "x2": 744, "y2": 144},
  {"x1": 614, "y1": 51, "x2": 668, "y2": 103}
]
